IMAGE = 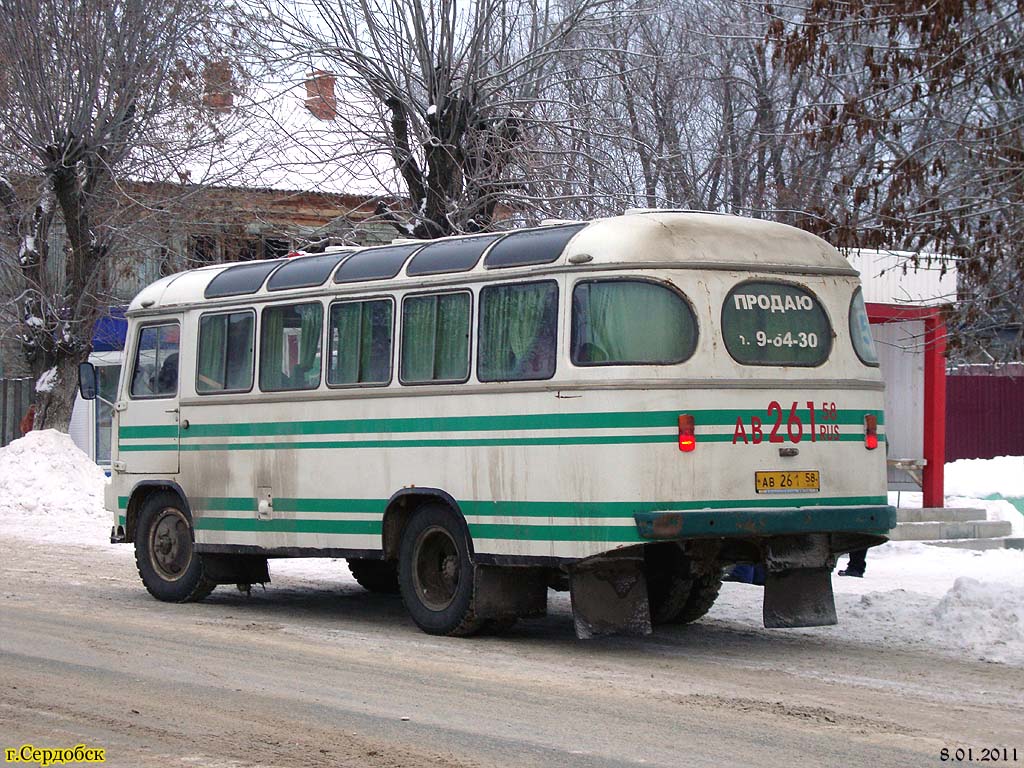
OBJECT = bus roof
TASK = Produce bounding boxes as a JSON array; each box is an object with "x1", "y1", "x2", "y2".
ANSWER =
[{"x1": 128, "y1": 212, "x2": 854, "y2": 312}]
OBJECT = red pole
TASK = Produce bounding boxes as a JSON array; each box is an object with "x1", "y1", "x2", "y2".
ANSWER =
[{"x1": 922, "y1": 312, "x2": 947, "y2": 508}]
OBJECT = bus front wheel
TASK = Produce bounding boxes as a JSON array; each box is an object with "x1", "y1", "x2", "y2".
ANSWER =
[
  {"x1": 398, "y1": 503, "x2": 482, "y2": 636},
  {"x1": 134, "y1": 491, "x2": 216, "y2": 603}
]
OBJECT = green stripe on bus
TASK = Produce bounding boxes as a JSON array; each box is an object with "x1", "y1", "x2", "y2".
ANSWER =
[
  {"x1": 119, "y1": 425, "x2": 179, "y2": 439},
  {"x1": 119, "y1": 431, "x2": 884, "y2": 452},
  {"x1": 184, "y1": 494, "x2": 884, "y2": 520},
  {"x1": 194, "y1": 518, "x2": 382, "y2": 535},
  {"x1": 469, "y1": 523, "x2": 642, "y2": 542},
  {"x1": 191, "y1": 496, "x2": 257, "y2": 512},
  {"x1": 458, "y1": 495, "x2": 887, "y2": 517},
  {"x1": 119, "y1": 408, "x2": 884, "y2": 441},
  {"x1": 119, "y1": 495, "x2": 886, "y2": 524}
]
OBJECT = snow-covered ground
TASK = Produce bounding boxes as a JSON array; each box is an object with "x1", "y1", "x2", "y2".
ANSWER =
[{"x1": 1, "y1": 430, "x2": 1022, "y2": 666}]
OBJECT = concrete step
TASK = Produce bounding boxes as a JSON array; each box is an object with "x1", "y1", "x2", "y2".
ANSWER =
[
  {"x1": 896, "y1": 507, "x2": 987, "y2": 523},
  {"x1": 926, "y1": 537, "x2": 1024, "y2": 551},
  {"x1": 889, "y1": 520, "x2": 1014, "y2": 542}
]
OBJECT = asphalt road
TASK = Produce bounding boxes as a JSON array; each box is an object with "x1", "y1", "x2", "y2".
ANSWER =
[{"x1": 2, "y1": 535, "x2": 1021, "y2": 767}]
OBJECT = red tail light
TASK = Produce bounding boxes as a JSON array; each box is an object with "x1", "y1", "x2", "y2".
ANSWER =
[
  {"x1": 678, "y1": 414, "x2": 696, "y2": 452},
  {"x1": 864, "y1": 414, "x2": 878, "y2": 450}
]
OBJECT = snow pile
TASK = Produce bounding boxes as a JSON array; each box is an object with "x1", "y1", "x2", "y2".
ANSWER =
[
  {"x1": 715, "y1": 540, "x2": 1024, "y2": 666},
  {"x1": 928, "y1": 577, "x2": 1024, "y2": 664},
  {"x1": 946, "y1": 456, "x2": 1024, "y2": 498},
  {"x1": 0, "y1": 429, "x2": 109, "y2": 542}
]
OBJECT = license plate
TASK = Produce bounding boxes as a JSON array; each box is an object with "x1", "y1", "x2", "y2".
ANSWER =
[{"x1": 755, "y1": 470, "x2": 820, "y2": 494}]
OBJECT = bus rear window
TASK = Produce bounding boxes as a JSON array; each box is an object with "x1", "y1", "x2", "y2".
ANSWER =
[
  {"x1": 571, "y1": 280, "x2": 697, "y2": 365},
  {"x1": 721, "y1": 281, "x2": 832, "y2": 366}
]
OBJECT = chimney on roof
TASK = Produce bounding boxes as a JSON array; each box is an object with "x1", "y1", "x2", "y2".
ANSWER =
[
  {"x1": 305, "y1": 70, "x2": 337, "y2": 121},
  {"x1": 203, "y1": 58, "x2": 233, "y2": 112}
]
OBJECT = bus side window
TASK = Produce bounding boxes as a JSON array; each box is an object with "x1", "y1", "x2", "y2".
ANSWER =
[
  {"x1": 197, "y1": 310, "x2": 255, "y2": 393},
  {"x1": 478, "y1": 281, "x2": 558, "y2": 382},
  {"x1": 130, "y1": 323, "x2": 180, "y2": 398},
  {"x1": 328, "y1": 298, "x2": 394, "y2": 386},
  {"x1": 571, "y1": 280, "x2": 698, "y2": 366},
  {"x1": 260, "y1": 302, "x2": 323, "y2": 391},
  {"x1": 400, "y1": 291, "x2": 471, "y2": 384}
]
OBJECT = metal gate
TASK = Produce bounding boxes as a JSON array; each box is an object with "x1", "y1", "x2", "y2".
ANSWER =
[{"x1": 0, "y1": 377, "x2": 33, "y2": 447}]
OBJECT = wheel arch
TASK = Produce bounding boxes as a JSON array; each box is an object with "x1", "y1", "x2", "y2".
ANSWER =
[
  {"x1": 125, "y1": 480, "x2": 192, "y2": 543},
  {"x1": 381, "y1": 487, "x2": 474, "y2": 562}
]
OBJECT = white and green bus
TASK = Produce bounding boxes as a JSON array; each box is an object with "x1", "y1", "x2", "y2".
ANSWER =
[{"x1": 80, "y1": 211, "x2": 895, "y2": 638}]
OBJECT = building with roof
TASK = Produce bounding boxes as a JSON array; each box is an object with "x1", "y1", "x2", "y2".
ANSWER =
[{"x1": 845, "y1": 249, "x2": 958, "y2": 507}]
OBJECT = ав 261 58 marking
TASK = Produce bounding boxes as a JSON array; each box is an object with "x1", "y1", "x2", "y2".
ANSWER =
[{"x1": 732, "y1": 401, "x2": 840, "y2": 445}]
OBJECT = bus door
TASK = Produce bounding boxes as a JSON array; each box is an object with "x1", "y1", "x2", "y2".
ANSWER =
[{"x1": 116, "y1": 318, "x2": 182, "y2": 474}]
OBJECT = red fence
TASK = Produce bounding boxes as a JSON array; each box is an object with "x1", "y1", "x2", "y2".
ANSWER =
[{"x1": 946, "y1": 373, "x2": 1024, "y2": 461}]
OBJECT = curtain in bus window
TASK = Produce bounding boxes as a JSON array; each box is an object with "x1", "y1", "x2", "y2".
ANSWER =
[
  {"x1": 434, "y1": 293, "x2": 470, "y2": 381},
  {"x1": 328, "y1": 300, "x2": 392, "y2": 386},
  {"x1": 479, "y1": 282, "x2": 557, "y2": 381},
  {"x1": 197, "y1": 315, "x2": 227, "y2": 391},
  {"x1": 297, "y1": 304, "x2": 322, "y2": 388},
  {"x1": 330, "y1": 302, "x2": 362, "y2": 384},
  {"x1": 362, "y1": 301, "x2": 392, "y2": 382},
  {"x1": 402, "y1": 293, "x2": 468, "y2": 382},
  {"x1": 260, "y1": 309, "x2": 285, "y2": 390},
  {"x1": 224, "y1": 312, "x2": 255, "y2": 389},
  {"x1": 261, "y1": 303, "x2": 321, "y2": 390},
  {"x1": 573, "y1": 281, "x2": 695, "y2": 365}
]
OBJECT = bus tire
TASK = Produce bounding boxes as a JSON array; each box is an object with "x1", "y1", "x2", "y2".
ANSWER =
[
  {"x1": 398, "y1": 503, "x2": 482, "y2": 637},
  {"x1": 644, "y1": 544, "x2": 692, "y2": 625},
  {"x1": 134, "y1": 491, "x2": 215, "y2": 603},
  {"x1": 347, "y1": 558, "x2": 400, "y2": 594},
  {"x1": 675, "y1": 572, "x2": 723, "y2": 624}
]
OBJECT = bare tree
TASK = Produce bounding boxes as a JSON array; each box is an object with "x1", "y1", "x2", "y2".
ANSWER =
[
  {"x1": 0, "y1": 0, "x2": 245, "y2": 428},
  {"x1": 257, "y1": 0, "x2": 615, "y2": 238},
  {"x1": 767, "y1": 0, "x2": 1024, "y2": 361}
]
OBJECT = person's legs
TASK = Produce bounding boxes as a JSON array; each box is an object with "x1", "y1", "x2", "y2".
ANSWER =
[{"x1": 838, "y1": 548, "x2": 867, "y2": 577}]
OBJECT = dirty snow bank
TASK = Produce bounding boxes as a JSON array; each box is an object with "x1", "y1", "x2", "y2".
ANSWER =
[
  {"x1": 930, "y1": 578, "x2": 1024, "y2": 664},
  {"x1": 0, "y1": 429, "x2": 109, "y2": 543},
  {"x1": 715, "y1": 540, "x2": 1024, "y2": 666}
]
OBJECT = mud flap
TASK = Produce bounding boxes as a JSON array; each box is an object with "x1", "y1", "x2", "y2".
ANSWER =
[
  {"x1": 473, "y1": 565, "x2": 547, "y2": 622},
  {"x1": 763, "y1": 568, "x2": 837, "y2": 628},
  {"x1": 569, "y1": 555, "x2": 652, "y2": 639},
  {"x1": 761, "y1": 534, "x2": 837, "y2": 628}
]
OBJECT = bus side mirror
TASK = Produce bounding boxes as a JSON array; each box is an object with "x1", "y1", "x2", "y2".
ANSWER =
[{"x1": 78, "y1": 362, "x2": 97, "y2": 400}]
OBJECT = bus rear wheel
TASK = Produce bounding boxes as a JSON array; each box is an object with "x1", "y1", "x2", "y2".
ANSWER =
[
  {"x1": 645, "y1": 544, "x2": 722, "y2": 625},
  {"x1": 134, "y1": 491, "x2": 215, "y2": 603},
  {"x1": 398, "y1": 503, "x2": 482, "y2": 636},
  {"x1": 347, "y1": 558, "x2": 400, "y2": 594}
]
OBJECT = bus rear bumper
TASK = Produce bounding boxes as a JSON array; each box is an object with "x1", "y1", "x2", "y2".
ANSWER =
[{"x1": 634, "y1": 504, "x2": 897, "y2": 541}]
